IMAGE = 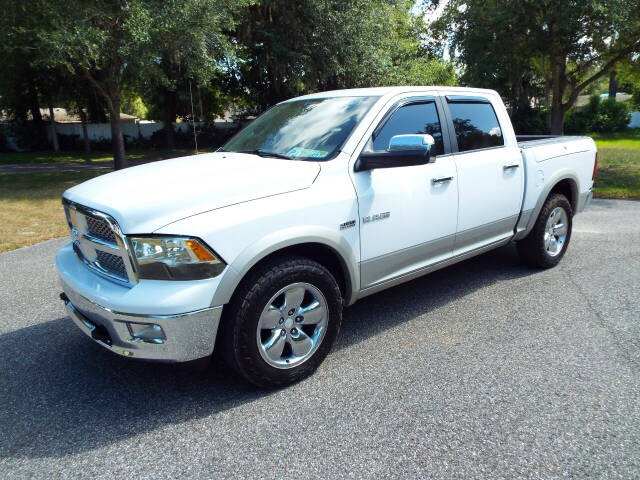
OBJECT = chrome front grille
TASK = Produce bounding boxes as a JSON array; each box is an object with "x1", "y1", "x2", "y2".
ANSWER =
[
  {"x1": 85, "y1": 215, "x2": 117, "y2": 244},
  {"x1": 63, "y1": 199, "x2": 137, "y2": 284},
  {"x1": 95, "y1": 250, "x2": 128, "y2": 279}
]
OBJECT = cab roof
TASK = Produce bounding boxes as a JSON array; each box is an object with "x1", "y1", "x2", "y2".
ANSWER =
[{"x1": 284, "y1": 86, "x2": 499, "y2": 102}]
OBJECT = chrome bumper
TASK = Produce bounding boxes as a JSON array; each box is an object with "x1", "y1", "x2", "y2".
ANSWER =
[{"x1": 61, "y1": 284, "x2": 223, "y2": 362}]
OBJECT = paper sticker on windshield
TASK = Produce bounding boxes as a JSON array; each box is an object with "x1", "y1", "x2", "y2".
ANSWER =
[{"x1": 286, "y1": 147, "x2": 329, "y2": 158}]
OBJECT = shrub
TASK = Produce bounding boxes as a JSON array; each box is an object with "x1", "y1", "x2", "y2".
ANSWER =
[
  {"x1": 125, "y1": 134, "x2": 152, "y2": 149},
  {"x1": 630, "y1": 84, "x2": 640, "y2": 110},
  {"x1": 195, "y1": 122, "x2": 240, "y2": 149},
  {"x1": 597, "y1": 98, "x2": 631, "y2": 132},
  {"x1": 149, "y1": 126, "x2": 170, "y2": 148},
  {"x1": 6, "y1": 121, "x2": 50, "y2": 150},
  {"x1": 511, "y1": 106, "x2": 549, "y2": 135},
  {"x1": 149, "y1": 122, "x2": 239, "y2": 149},
  {"x1": 57, "y1": 133, "x2": 81, "y2": 150},
  {"x1": 565, "y1": 95, "x2": 631, "y2": 134},
  {"x1": 0, "y1": 124, "x2": 11, "y2": 152}
]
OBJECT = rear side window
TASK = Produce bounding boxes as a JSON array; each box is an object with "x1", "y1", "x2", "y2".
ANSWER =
[
  {"x1": 448, "y1": 101, "x2": 504, "y2": 152},
  {"x1": 372, "y1": 102, "x2": 444, "y2": 156}
]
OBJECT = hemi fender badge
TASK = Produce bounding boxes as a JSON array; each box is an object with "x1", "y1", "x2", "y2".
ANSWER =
[{"x1": 340, "y1": 220, "x2": 356, "y2": 230}]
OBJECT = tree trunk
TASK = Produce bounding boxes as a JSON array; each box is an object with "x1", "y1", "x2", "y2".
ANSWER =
[
  {"x1": 48, "y1": 105, "x2": 60, "y2": 152},
  {"x1": 163, "y1": 88, "x2": 177, "y2": 149},
  {"x1": 198, "y1": 86, "x2": 204, "y2": 121},
  {"x1": 29, "y1": 80, "x2": 43, "y2": 124},
  {"x1": 87, "y1": 87, "x2": 108, "y2": 123},
  {"x1": 549, "y1": 107, "x2": 565, "y2": 135},
  {"x1": 549, "y1": 58, "x2": 566, "y2": 135},
  {"x1": 109, "y1": 94, "x2": 126, "y2": 170},
  {"x1": 81, "y1": 69, "x2": 126, "y2": 169},
  {"x1": 608, "y1": 70, "x2": 618, "y2": 99},
  {"x1": 79, "y1": 107, "x2": 91, "y2": 155}
]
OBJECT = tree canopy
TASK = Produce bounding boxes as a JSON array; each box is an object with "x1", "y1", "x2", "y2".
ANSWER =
[
  {"x1": 1, "y1": 0, "x2": 458, "y2": 165},
  {"x1": 233, "y1": 0, "x2": 456, "y2": 110},
  {"x1": 433, "y1": 0, "x2": 640, "y2": 133}
]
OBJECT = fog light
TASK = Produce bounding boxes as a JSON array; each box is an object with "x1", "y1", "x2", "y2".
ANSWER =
[{"x1": 127, "y1": 322, "x2": 166, "y2": 344}]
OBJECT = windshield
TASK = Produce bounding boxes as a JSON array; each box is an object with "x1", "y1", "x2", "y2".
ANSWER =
[{"x1": 222, "y1": 96, "x2": 379, "y2": 161}]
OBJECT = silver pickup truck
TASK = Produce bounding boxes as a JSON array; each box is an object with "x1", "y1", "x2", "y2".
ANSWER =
[{"x1": 58, "y1": 87, "x2": 597, "y2": 387}]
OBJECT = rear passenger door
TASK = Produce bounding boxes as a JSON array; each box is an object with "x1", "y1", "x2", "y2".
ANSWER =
[{"x1": 442, "y1": 94, "x2": 523, "y2": 255}]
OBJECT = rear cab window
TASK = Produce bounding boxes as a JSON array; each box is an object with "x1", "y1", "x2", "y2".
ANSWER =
[{"x1": 447, "y1": 98, "x2": 504, "y2": 152}]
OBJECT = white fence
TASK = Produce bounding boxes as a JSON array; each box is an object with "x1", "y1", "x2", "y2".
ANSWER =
[
  {"x1": 38, "y1": 113, "x2": 640, "y2": 139},
  {"x1": 1, "y1": 120, "x2": 238, "y2": 151},
  {"x1": 51, "y1": 121, "x2": 236, "y2": 142}
]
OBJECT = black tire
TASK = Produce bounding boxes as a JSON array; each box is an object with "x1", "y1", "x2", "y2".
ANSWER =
[
  {"x1": 219, "y1": 256, "x2": 342, "y2": 388},
  {"x1": 516, "y1": 193, "x2": 573, "y2": 269}
]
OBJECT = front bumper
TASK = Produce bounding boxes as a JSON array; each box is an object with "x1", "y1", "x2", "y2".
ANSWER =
[
  {"x1": 57, "y1": 242, "x2": 224, "y2": 362},
  {"x1": 61, "y1": 285, "x2": 223, "y2": 362}
]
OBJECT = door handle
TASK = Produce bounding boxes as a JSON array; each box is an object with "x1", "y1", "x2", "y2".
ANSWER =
[
  {"x1": 431, "y1": 176, "x2": 454, "y2": 184},
  {"x1": 503, "y1": 163, "x2": 520, "y2": 170}
]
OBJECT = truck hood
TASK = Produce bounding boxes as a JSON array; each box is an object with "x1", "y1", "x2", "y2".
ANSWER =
[{"x1": 63, "y1": 152, "x2": 321, "y2": 233}]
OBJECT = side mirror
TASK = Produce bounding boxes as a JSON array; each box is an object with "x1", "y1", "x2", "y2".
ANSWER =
[
  {"x1": 355, "y1": 134, "x2": 435, "y2": 172},
  {"x1": 389, "y1": 134, "x2": 435, "y2": 152}
]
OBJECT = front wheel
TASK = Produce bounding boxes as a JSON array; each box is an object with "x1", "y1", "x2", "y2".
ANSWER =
[
  {"x1": 517, "y1": 193, "x2": 573, "y2": 269},
  {"x1": 220, "y1": 256, "x2": 342, "y2": 388}
]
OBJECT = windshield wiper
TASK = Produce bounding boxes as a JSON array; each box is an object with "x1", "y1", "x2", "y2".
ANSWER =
[{"x1": 238, "y1": 149, "x2": 293, "y2": 160}]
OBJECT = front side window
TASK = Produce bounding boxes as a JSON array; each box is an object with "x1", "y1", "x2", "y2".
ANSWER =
[
  {"x1": 448, "y1": 101, "x2": 504, "y2": 152},
  {"x1": 372, "y1": 102, "x2": 444, "y2": 155},
  {"x1": 222, "y1": 96, "x2": 379, "y2": 161}
]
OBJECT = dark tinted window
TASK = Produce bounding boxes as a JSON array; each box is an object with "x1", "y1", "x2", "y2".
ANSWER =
[
  {"x1": 372, "y1": 102, "x2": 444, "y2": 155},
  {"x1": 448, "y1": 101, "x2": 504, "y2": 152}
]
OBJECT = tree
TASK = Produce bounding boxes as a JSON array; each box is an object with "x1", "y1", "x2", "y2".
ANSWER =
[
  {"x1": 144, "y1": 0, "x2": 245, "y2": 148},
  {"x1": 538, "y1": 1, "x2": 640, "y2": 133},
  {"x1": 375, "y1": 0, "x2": 458, "y2": 87},
  {"x1": 430, "y1": 1, "x2": 544, "y2": 115},
  {"x1": 616, "y1": 58, "x2": 640, "y2": 109},
  {"x1": 234, "y1": 0, "x2": 456, "y2": 111},
  {"x1": 32, "y1": 0, "x2": 239, "y2": 169},
  {"x1": 34, "y1": 0, "x2": 161, "y2": 169},
  {"x1": 0, "y1": 1, "x2": 50, "y2": 150},
  {"x1": 434, "y1": 0, "x2": 640, "y2": 133}
]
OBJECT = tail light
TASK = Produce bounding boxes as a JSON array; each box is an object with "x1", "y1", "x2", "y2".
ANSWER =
[{"x1": 592, "y1": 151, "x2": 598, "y2": 181}]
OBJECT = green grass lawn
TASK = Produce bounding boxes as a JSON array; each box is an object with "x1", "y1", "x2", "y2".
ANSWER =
[
  {"x1": 0, "y1": 148, "x2": 201, "y2": 165},
  {"x1": 590, "y1": 129, "x2": 640, "y2": 149},
  {"x1": 0, "y1": 147, "x2": 209, "y2": 252},
  {"x1": 592, "y1": 130, "x2": 640, "y2": 199},
  {"x1": 0, "y1": 171, "x2": 104, "y2": 252}
]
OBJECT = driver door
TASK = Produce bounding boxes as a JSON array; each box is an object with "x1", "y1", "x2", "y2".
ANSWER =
[{"x1": 352, "y1": 96, "x2": 459, "y2": 289}]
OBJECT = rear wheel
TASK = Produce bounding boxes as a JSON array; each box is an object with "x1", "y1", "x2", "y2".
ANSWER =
[
  {"x1": 517, "y1": 193, "x2": 573, "y2": 269},
  {"x1": 220, "y1": 256, "x2": 342, "y2": 388}
]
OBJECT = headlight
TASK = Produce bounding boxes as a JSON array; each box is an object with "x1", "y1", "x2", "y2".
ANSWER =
[{"x1": 130, "y1": 236, "x2": 226, "y2": 280}]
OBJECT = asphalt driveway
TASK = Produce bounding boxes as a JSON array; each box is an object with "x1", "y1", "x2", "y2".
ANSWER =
[{"x1": 1, "y1": 199, "x2": 639, "y2": 479}]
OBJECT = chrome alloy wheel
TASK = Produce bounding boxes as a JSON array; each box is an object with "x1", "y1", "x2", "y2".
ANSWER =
[
  {"x1": 256, "y1": 282, "x2": 329, "y2": 369},
  {"x1": 544, "y1": 206, "x2": 569, "y2": 257}
]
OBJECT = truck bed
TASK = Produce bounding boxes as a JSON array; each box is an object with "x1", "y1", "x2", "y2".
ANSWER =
[{"x1": 516, "y1": 135, "x2": 592, "y2": 149}]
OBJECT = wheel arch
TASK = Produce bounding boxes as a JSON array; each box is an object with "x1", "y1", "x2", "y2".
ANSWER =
[
  {"x1": 516, "y1": 172, "x2": 579, "y2": 240},
  {"x1": 210, "y1": 228, "x2": 359, "y2": 308},
  {"x1": 549, "y1": 178, "x2": 578, "y2": 213}
]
